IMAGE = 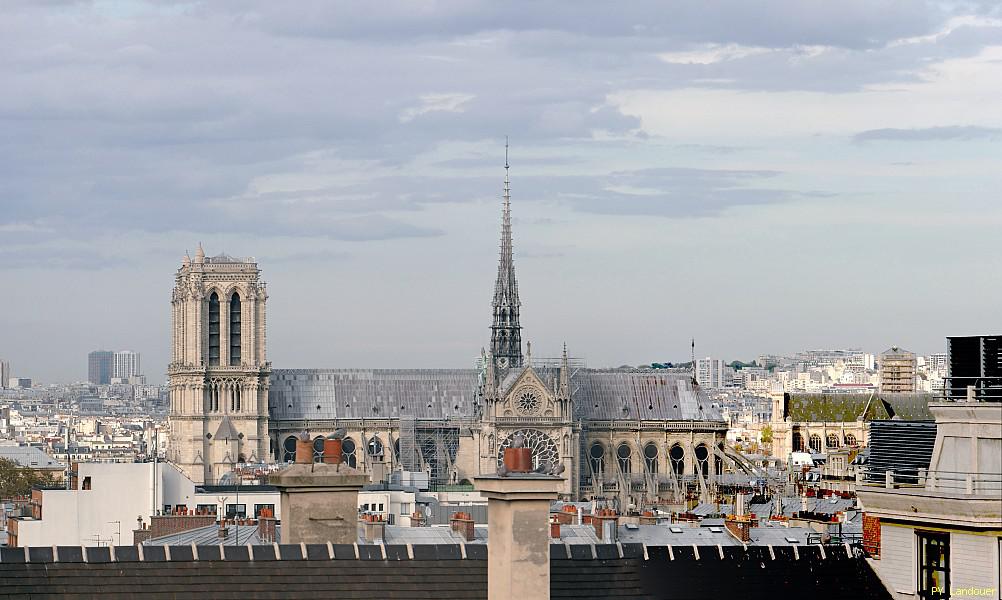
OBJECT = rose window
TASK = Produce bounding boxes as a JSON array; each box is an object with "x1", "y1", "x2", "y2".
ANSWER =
[
  {"x1": 497, "y1": 429, "x2": 559, "y2": 469},
  {"x1": 515, "y1": 390, "x2": 541, "y2": 416}
]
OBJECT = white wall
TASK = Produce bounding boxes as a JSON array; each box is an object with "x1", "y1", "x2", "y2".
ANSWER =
[
  {"x1": 191, "y1": 489, "x2": 280, "y2": 518},
  {"x1": 878, "y1": 523, "x2": 915, "y2": 596},
  {"x1": 16, "y1": 462, "x2": 197, "y2": 547},
  {"x1": 951, "y1": 533, "x2": 1001, "y2": 600}
]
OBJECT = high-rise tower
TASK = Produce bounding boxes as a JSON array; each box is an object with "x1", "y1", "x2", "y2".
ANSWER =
[
  {"x1": 167, "y1": 245, "x2": 271, "y2": 484},
  {"x1": 490, "y1": 141, "x2": 523, "y2": 370}
]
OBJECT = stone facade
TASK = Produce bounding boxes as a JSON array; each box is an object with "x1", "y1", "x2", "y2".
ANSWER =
[{"x1": 168, "y1": 245, "x2": 271, "y2": 484}]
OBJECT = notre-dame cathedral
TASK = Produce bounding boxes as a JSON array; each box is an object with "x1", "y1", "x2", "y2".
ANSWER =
[{"x1": 168, "y1": 156, "x2": 730, "y2": 504}]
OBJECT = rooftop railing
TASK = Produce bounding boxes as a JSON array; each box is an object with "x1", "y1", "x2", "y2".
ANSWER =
[
  {"x1": 859, "y1": 467, "x2": 1002, "y2": 495},
  {"x1": 940, "y1": 377, "x2": 1001, "y2": 402}
]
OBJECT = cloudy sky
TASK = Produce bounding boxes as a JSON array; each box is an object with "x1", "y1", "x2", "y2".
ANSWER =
[{"x1": 2, "y1": 1, "x2": 1000, "y2": 383}]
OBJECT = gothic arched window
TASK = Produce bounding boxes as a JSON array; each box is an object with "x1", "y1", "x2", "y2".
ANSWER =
[
  {"x1": 367, "y1": 436, "x2": 384, "y2": 457},
  {"x1": 208, "y1": 292, "x2": 220, "y2": 366},
  {"x1": 793, "y1": 432, "x2": 804, "y2": 451},
  {"x1": 694, "y1": 443, "x2": 709, "y2": 478},
  {"x1": 282, "y1": 436, "x2": 297, "y2": 462},
  {"x1": 809, "y1": 434, "x2": 822, "y2": 453},
  {"x1": 313, "y1": 436, "x2": 325, "y2": 463},
  {"x1": 497, "y1": 430, "x2": 559, "y2": 470},
  {"x1": 342, "y1": 437, "x2": 357, "y2": 468},
  {"x1": 589, "y1": 443, "x2": 605, "y2": 476},
  {"x1": 643, "y1": 443, "x2": 658, "y2": 473},
  {"x1": 617, "y1": 443, "x2": 632, "y2": 474},
  {"x1": 845, "y1": 434, "x2": 857, "y2": 446},
  {"x1": 826, "y1": 434, "x2": 839, "y2": 449},
  {"x1": 229, "y1": 293, "x2": 241, "y2": 366},
  {"x1": 669, "y1": 443, "x2": 685, "y2": 476}
]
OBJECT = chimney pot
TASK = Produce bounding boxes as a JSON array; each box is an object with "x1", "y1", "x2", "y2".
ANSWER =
[
  {"x1": 323, "y1": 438, "x2": 343, "y2": 464},
  {"x1": 295, "y1": 437, "x2": 313, "y2": 464},
  {"x1": 502, "y1": 447, "x2": 532, "y2": 473}
]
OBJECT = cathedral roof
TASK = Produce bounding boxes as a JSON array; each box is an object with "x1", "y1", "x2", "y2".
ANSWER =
[{"x1": 269, "y1": 368, "x2": 723, "y2": 422}]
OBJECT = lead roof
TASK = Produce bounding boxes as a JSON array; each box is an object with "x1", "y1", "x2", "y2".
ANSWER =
[{"x1": 269, "y1": 368, "x2": 722, "y2": 422}]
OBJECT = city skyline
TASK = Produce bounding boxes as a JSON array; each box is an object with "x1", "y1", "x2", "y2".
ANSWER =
[{"x1": 2, "y1": 2, "x2": 1000, "y2": 382}]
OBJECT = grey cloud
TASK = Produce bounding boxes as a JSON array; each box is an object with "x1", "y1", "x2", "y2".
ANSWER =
[
  {"x1": 202, "y1": 0, "x2": 946, "y2": 50},
  {"x1": 853, "y1": 125, "x2": 1002, "y2": 142}
]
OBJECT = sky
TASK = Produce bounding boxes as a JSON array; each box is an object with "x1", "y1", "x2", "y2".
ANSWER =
[{"x1": 1, "y1": 1, "x2": 1000, "y2": 384}]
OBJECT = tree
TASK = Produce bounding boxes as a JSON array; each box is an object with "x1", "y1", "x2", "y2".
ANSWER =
[
  {"x1": 0, "y1": 457, "x2": 59, "y2": 498},
  {"x1": 760, "y1": 425, "x2": 774, "y2": 445}
]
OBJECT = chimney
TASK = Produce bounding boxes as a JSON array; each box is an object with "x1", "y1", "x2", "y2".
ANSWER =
[
  {"x1": 257, "y1": 507, "x2": 277, "y2": 543},
  {"x1": 295, "y1": 431, "x2": 313, "y2": 464},
  {"x1": 449, "y1": 511, "x2": 475, "y2": 542},
  {"x1": 724, "y1": 516, "x2": 752, "y2": 543},
  {"x1": 549, "y1": 517, "x2": 561, "y2": 539},
  {"x1": 592, "y1": 508, "x2": 619, "y2": 541},
  {"x1": 360, "y1": 513, "x2": 386, "y2": 544},
  {"x1": 323, "y1": 437, "x2": 343, "y2": 464},
  {"x1": 475, "y1": 462, "x2": 564, "y2": 600},
  {"x1": 410, "y1": 510, "x2": 427, "y2": 527},
  {"x1": 270, "y1": 437, "x2": 369, "y2": 544}
]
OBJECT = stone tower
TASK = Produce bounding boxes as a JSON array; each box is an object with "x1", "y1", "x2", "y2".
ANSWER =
[
  {"x1": 490, "y1": 142, "x2": 523, "y2": 370},
  {"x1": 168, "y1": 245, "x2": 271, "y2": 484}
]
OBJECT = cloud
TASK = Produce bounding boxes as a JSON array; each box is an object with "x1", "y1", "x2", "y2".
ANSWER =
[
  {"x1": 658, "y1": 44, "x2": 773, "y2": 65},
  {"x1": 853, "y1": 125, "x2": 1002, "y2": 142},
  {"x1": 399, "y1": 93, "x2": 475, "y2": 123}
]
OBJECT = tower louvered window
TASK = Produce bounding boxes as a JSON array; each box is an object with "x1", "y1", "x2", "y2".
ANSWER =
[
  {"x1": 229, "y1": 293, "x2": 241, "y2": 366},
  {"x1": 208, "y1": 293, "x2": 220, "y2": 366}
]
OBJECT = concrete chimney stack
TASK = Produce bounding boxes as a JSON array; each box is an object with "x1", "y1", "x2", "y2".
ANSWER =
[
  {"x1": 475, "y1": 470, "x2": 564, "y2": 600},
  {"x1": 270, "y1": 453, "x2": 368, "y2": 544}
]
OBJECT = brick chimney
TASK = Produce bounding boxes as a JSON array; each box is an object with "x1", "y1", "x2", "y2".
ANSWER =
[
  {"x1": 269, "y1": 434, "x2": 369, "y2": 544},
  {"x1": 592, "y1": 508, "x2": 619, "y2": 542},
  {"x1": 257, "y1": 506, "x2": 277, "y2": 543},
  {"x1": 475, "y1": 450, "x2": 564, "y2": 600},
  {"x1": 724, "y1": 515, "x2": 752, "y2": 543},
  {"x1": 449, "y1": 511, "x2": 475, "y2": 542}
]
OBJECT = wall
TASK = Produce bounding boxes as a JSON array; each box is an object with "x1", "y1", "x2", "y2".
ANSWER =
[
  {"x1": 877, "y1": 523, "x2": 915, "y2": 597},
  {"x1": 13, "y1": 462, "x2": 197, "y2": 547},
  {"x1": 951, "y1": 533, "x2": 1001, "y2": 599}
]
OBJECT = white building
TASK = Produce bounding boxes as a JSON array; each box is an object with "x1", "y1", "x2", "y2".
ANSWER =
[
  {"x1": 9, "y1": 462, "x2": 194, "y2": 547},
  {"x1": 113, "y1": 351, "x2": 141, "y2": 381},
  {"x1": 858, "y1": 402, "x2": 1001, "y2": 599},
  {"x1": 695, "y1": 357, "x2": 729, "y2": 389}
]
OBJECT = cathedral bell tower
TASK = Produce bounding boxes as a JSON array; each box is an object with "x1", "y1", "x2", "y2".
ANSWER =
[
  {"x1": 168, "y1": 245, "x2": 271, "y2": 484},
  {"x1": 490, "y1": 140, "x2": 523, "y2": 370}
]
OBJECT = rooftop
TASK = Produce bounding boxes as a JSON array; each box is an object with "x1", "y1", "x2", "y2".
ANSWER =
[{"x1": 0, "y1": 543, "x2": 892, "y2": 599}]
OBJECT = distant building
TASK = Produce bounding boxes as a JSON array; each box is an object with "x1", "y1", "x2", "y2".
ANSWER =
[
  {"x1": 770, "y1": 392, "x2": 934, "y2": 461},
  {"x1": 0, "y1": 446, "x2": 65, "y2": 480},
  {"x1": 9, "y1": 378, "x2": 32, "y2": 389},
  {"x1": 87, "y1": 350, "x2": 114, "y2": 385},
  {"x1": 0, "y1": 360, "x2": 9, "y2": 389},
  {"x1": 946, "y1": 335, "x2": 1001, "y2": 401},
  {"x1": 878, "y1": 347, "x2": 917, "y2": 393},
  {"x1": 113, "y1": 350, "x2": 141, "y2": 380},
  {"x1": 695, "y1": 357, "x2": 729, "y2": 388},
  {"x1": 924, "y1": 352, "x2": 948, "y2": 373}
]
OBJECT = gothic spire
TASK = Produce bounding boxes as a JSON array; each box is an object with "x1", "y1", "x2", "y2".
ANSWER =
[{"x1": 490, "y1": 137, "x2": 523, "y2": 369}]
